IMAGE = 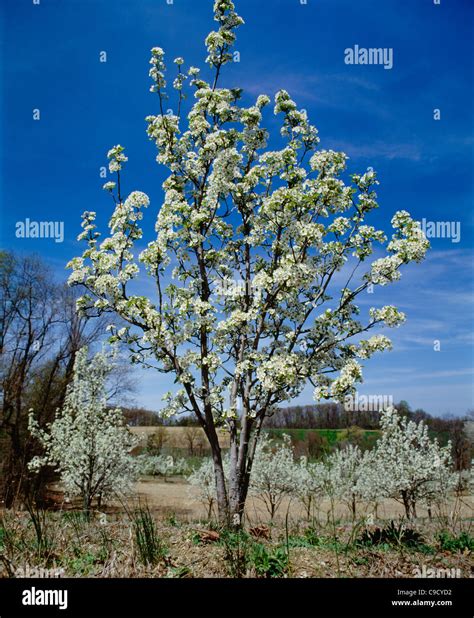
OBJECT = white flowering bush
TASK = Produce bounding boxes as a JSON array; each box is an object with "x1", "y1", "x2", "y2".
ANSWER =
[
  {"x1": 468, "y1": 461, "x2": 474, "y2": 494},
  {"x1": 67, "y1": 0, "x2": 430, "y2": 522},
  {"x1": 451, "y1": 460, "x2": 474, "y2": 495},
  {"x1": 467, "y1": 460, "x2": 474, "y2": 486},
  {"x1": 291, "y1": 445, "x2": 370, "y2": 521},
  {"x1": 135, "y1": 454, "x2": 189, "y2": 479},
  {"x1": 249, "y1": 434, "x2": 297, "y2": 520},
  {"x1": 28, "y1": 348, "x2": 138, "y2": 513},
  {"x1": 188, "y1": 456, "x2": 230, "y2": 519},
  {"x1": 292, "y1": 457, "x2": 325, "y2": 520},
  {"x1": 321, "y1": 445, "x2": 368, "y2": 520},
  {"x1": 358, "y1": 408, "x2": 456, "y2": 519}
]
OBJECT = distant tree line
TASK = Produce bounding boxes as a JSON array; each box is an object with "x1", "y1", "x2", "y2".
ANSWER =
[
  {"x1": 122, "y1": 406, "x2": 204, "y2": 427},
  {"x1": 263, "y1": 401, "x2": 473, "y2": 471},
  {"x1": 124, "y1": 399, "x2": 472, "y2": 472},
  {"x1": 122, "y1": 407, "x2": 162, "y2": 427}
]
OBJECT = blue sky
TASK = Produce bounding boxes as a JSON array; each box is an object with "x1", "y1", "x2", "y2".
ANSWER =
[{"x1": 1, "y1": 0, "x2": 473, "y2": 416}]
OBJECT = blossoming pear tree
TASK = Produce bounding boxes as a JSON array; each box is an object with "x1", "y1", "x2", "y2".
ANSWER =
[
  {"x1": 28, "y1": 348, "x2": 138, "y2": 514},
  {"x1": 293, "y1": 457, "x2": 325, "y2": 521},
  {"x1": 249, "y1": 433, "x2": 296, "y2": 520},
  {"x1": 358, "y1": 407, "x2": 455, "y2": 519},
  {"x1": 188, "y1": 455, "x2": 230, "y2": 520},
  {"x1": 67, "y1": 0, "x2": 429, "y2": 523},
  {"x1": 322, "y1": 445, "x2": 367, "y2": 520},
  {"x1": 135, "y1": 453, "x2": 189, "y2": 480}
]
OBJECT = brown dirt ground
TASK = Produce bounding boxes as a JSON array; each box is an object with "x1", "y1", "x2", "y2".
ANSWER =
[{"x1": 134, "y1": 476, "x2": 474, "y2": 526}]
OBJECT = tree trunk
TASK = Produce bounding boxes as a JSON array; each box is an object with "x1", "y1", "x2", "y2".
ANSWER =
[
  {"x1": 213, "y1": 457, "x2": 228, "y2": 522},
  {"x1": 83, "y1": 494, "x2": 92, "y2": 519},
  {"x1": 270, "y1": 500, "x2": 276, "y2": 522},
  {"x1": 207, "y1": 431, "x2": 229, "y2": 523},
  {"x1": 401, "y1": 490, "x2": 410, "y2": 519},
  {"x1": 228, "y1": 418, "x2": 258, "y2": 527},
  {"x1": 401, "y1": 490, "x2": 416, "y2": 520},
  {"x1": 207, "y1": 498, "x2": 214, "y2": 520},
  {"x1": 3, "y1": 429, "x2": 27, "y2": 508},
  {"x1": 228, "y1": 420, "x2": 240, "y2": 523}
]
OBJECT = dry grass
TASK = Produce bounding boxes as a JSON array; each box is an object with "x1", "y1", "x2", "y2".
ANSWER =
[
  {"x1": 1, "y1": 505, "x2": 472, "y2": 579},
  {"x1": 1, "y1": 477, "x2": 472, "y2": 579},
  {"x1": 133, "y1": 476, "x2": 474, "y2": 526},
  {"x1": 130, "y1": 426, "x2": 230, "y2": 450}
]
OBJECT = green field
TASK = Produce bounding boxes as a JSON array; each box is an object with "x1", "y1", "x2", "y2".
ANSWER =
[{"x1": 266, "y1": 427, "x2": 381, "y2": 453}]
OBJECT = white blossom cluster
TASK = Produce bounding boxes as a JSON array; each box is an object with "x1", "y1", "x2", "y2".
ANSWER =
[
  {"x1": 248, "y1": 433, "x2": 297, "y2": 519},
  {"x1": 28, "y1": 348, "x2": 138, "y2": 511},
  {"x1": 205, "y1": 0, "x2": 244, "y2": 68},
  {"x1": 107, "y1": 144, "x2": 128, "y2": 173},
  {"x1": 188, "y1": 455, "x2": 230, "y2": 517},
  {"x1": 357, "y1": 407, "x2": 456, "y2": 518},
  {"x1": 135, "y1": 454, "x2": 189, "y2": 478},
  {"x1": 369, "y1": 305, "x2": 406, "y2": 328},
  {"x1": 321, "y1": 445, "x2": 366, "y2": 515}
]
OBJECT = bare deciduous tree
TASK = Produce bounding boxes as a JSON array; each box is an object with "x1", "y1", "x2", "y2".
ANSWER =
[{"x1": 0, "y1": 252, "x2": 106, "y2": 507}]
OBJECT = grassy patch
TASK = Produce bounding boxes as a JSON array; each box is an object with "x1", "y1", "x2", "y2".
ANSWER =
[
  {"x1": 250, "y1": 543, "x2": 289, "y2": 578},
  {"x1": 266, "y1": 428, "x2": 380, "y2": 454},
  {"x1": 437, "y1": 531, "x2": 474, "y2": 553},
  {"x1": 356, "y1": 521, "x2": 427, "y2": 551},
  {"x1": 132, "y1": 504, "x2": 167, "y2": 565}
]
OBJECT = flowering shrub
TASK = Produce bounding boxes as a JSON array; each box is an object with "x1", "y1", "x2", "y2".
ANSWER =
[
  {"x1": 28, "y1": 348, "x2": 138, "y2": 513},
  {"x1": 357, "y1": 408, "x2": 456, "y2": 518},
  {"x1": 185, "y1": 410, "x2": 456, "y2": 524},
  {"x1": 249, "y1": 434, "x2": 297, "y2": 520},
  {"x1": 292, "y1": 457, "x2": 325, "y2": 520},
  {"x1": 292, "y1": 412, "x2": 455, "y2": 522},
  {"x1": 135, "y1": 454, "x2": 189, "y2": 479},
  {"x1": 188, "y1": 456, "x2": 230, "y2": 519},
  {"x1": 321, "y1": 445, "x2": 368, "y2": 520}
]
